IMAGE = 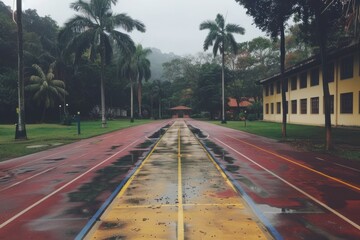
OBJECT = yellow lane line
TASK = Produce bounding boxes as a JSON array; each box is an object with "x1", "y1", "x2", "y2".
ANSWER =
[
  {"x1": 100, "y1": 126, "x2": 169, "y2": 215},
  {"x1": 114, "y1": 203, "x2": 244, "y2": 209},
  {"x1": 177, "y1": 127, "x2": 185, "y2": 240},
  {"x1": 226, "y1": 134, "x2": 360, "y2": 192}
]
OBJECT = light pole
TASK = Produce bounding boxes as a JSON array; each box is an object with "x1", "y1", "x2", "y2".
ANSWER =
[
  {"x1": 59, "y1": 104, "x2": 62, "y2": 123},
  {"x1": 65, "y1": 103, "x2": 69, "y2": 115}
]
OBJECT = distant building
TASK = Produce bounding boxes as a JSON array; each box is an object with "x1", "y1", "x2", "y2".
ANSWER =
[
  {"x1": 170, "y1": 106, "x2": 192, "y2": 118},
  {"x1": 259, "y1": 43, "x2": 360, "y2": 127}
]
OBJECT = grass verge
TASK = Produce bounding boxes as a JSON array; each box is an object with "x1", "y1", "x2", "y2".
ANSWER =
[
  {"x1": 0, "y1": 119, "x2": 154, "y2": 162},
  {"x1": 210, "y1": 120, "x2": 360, "y2": 161}
]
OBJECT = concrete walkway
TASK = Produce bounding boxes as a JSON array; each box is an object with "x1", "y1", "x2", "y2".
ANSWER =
[{"x1": 83, "y1": 121, "x2": 272, "y2": 239}]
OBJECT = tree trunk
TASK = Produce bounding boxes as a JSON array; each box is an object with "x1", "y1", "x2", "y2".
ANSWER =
[
  {"x1": 280, "y1": 22, "x2": 287, "y2": 138},
  {"x1": 314, "y1": 3, "x2": 332, "y2": 150},
  {"x1": 130, "y1": 79, "x2": 134, "y2": 122},
  {"x1": 221, "y1": 50, "x2": 226, "y2": 124},
  {"x1": 100, "y1": 41, "x2": 107, "y2": 128},
  {"x1": 15, "y1": 0, "x2": 27, "y2": 140},
  {"x1": 138, "y1": 81, "x2": 142, "y2": 117}
]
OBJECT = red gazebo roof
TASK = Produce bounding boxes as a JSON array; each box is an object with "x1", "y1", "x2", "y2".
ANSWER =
[{"x1": 170, "y1": 106, "x2": 192, "y2": 111}]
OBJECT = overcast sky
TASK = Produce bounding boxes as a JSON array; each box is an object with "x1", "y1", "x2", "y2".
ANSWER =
[{"x1": 3, "y1": 0, "x2": 266, "y2": 56}]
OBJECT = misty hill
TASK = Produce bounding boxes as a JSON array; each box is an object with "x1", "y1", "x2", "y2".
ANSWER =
[{"x1": 148, "y1": 48, "x2": 179, "y2": 80}]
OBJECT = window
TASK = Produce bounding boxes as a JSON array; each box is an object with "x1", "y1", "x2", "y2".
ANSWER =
[
  {"x1": 340, "y1": 55, "x2": 354, "y2": 80},
  {"x1": 271, "y1": 103, "x2": 274, "y2": 114},
  {"x1": 266, "y1": 103, "x2": 269, "y2": 114},
  {"x1": 300, "y1": 72, "x2": 307, "y2": 89},
  {"x1": 311, "y1": 97, "x2": 319, "y2": 114},
  {"x1": 323, "y1": 95, "x2": 334, "y2": 114},
  {"x1": 291, "y1": 77, "x2": 297, "y2": 90},
  {"x1": 270, "y1": 83, "x2": 274, "y2": 95},
  {"x1": 291, "y1": 100, "x2": 297, "y2": 114},
  {"x1": 300, "y1": 98, "x2": 307, "y2": 114},
  {"x1": 310, "y1": 68, "x2": 319, "y2": 86},
  {"x1": 340, "y1": 92, "x2": 353, "y2": 114},
  {"x1": 326, "y1": 62, "x2": 334, "y2": 83},
  {"x1": 276, "y1": 81, "x2": 281, "y2": 94},
  {"x1": 276, "y1": 102, "x2": 281, "y2": 114}
]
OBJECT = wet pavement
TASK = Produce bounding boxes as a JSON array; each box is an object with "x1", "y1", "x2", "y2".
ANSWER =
[
  {"x1": 83, "y1": 121, "x2": 272, "y2": 239},
  {"x1": 187, "y1": 120, "x2": 360, "y2": 240}
]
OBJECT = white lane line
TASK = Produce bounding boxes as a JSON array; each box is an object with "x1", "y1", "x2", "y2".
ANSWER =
[
  {"x1": 0, "y1": 139, "x2": 140, "y2": 229},
  {"x1": 0, "y1": 153, "x2": 89, "y2": 192},
  {"x1": 0, "y1": 167, "x2": 56, "y2": 192},
  {"x1": 316, "y1": 157, "x2": 325, "y2": 161},
  {"x1": 214, "y1": 137, "x2": 360, "y2": 231},
  {"x1": 334, "y1": 163, "x2": 360, "y2": 173}
]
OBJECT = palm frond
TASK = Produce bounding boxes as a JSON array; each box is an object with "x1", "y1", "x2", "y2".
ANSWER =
[
  {"x1": 113, "y1": 13, "x2": 146, "y2": 32},
  {"x1": 111, "y1": 30, "x2": 136, "y2": 55},
  {"x1": 32, "y1": 64, "x2": 46, "y2": 80},
  {"x1": 199, "y1": 20, "x2": 217, "y2": 30},
  {"x1": 226, "y1": 24, "x2": 245, "y2": 34},
  {"x1": 215, "y1": 14, "x2": 225, "y2": 30}
]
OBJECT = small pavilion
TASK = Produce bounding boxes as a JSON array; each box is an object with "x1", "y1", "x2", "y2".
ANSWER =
[{"x1": 169, "y1": 106, "x2": 192, "y2": 118}]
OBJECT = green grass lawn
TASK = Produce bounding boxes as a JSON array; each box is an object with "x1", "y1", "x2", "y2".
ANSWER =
[
  {"x1": 210, "y1": 120, "x2": 360, "y2": 161},
  {"x1": 0, "y1": 119, "x2": 154, "y2": 162}
]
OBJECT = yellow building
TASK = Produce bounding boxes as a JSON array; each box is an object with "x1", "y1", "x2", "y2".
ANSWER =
[{"x1": 260, "y1": 44, "x2": 360, "y2": 127}]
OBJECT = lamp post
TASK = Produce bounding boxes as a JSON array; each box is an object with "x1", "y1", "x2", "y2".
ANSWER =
[
  {"x1": 65, "y1": 103, "x2": 69, "y2": 114},
  {"x1": 244, "y1": 110, "x2": 247, "y2": 127},
  {"x1": 59, "y1": 104, "x2": 62, "y2": 123}
]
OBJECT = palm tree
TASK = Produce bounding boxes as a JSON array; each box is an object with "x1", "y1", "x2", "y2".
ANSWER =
[
  {"x1": 59, "y1": 0, "x2": 145, "y2": 127},
  {"x1": 136, "y1": 45, "x2": 152, "y2": 118},
  {"x1": 119, "y1": 44, "x2": 151, "y2": 122},
  {"x1": 200, "y1": 14, "x2": 245, "y2": 123},
  {"x1": 15, "y1": 0, "x2": 27, "y2": 139},
  {"x1": 26, "y1": 63, "x2": 68, "y2": 122}
]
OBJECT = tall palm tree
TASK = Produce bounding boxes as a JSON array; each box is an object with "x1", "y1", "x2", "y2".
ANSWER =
[
  {"x1": 59, "y1": 0, "x2": 145, "y2": 127},
  {"x1": 15, "y1": 0, "x2": 27, "y2": 139},
  {"x1": 119, "y1": 44, "x2": 151, "y2": 122},
  {"x1": 200, "y1": 14, "x2": 245, "y2": 123},
  {"x1": 26, "y1": 63, "x2": 68, "y2": 122},
  {"x1": 136, "y1": 45, "x2": 152, "y2": 118}
]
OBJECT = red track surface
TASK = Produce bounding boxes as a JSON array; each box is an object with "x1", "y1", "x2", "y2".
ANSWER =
[
  {"x1": 0, "y1": 120, "x2": 171, "y2": 240},
  {"x1": 187, "y1": 120, "x2": 360, "y2": 239},
  {"x1": 1, "y1": 119, "x2": 359, "y2": 239}
]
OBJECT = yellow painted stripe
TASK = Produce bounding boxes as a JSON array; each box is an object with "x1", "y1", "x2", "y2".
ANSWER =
[
  {"x1": 101, "y1": 126, "x2": 170, "y2": 212},
  {"x1": 114, "y1": 203, "x2": 244, "y2": 209},
  {"x1": 226, "y1": 134, "x2": 360, "y2": 192},
  {"x1": 177, "y1": 127, "x2": 185, "y2": 240}
]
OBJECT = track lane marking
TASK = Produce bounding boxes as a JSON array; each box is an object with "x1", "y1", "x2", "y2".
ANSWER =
[
  {"x1": 177, "y1": 127, "x2": 184, "y2": 240},
  {"x1": 214, "y1": 137, "x2": 360, "y2": 231},
  {"x1": 0, "y1": 153, "x2": 88, "y2": 192},
  {"x1": 225, "y1": 134, "x2": 360, "y2": 192},
  {"x1": 0, "y1": 139, "x2": 140, "y2": 229}
]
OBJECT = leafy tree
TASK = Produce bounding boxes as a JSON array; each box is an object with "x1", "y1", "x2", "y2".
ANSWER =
[
  {"x1": 26, "y1": 63, "x2": 67, "y2": 122},
  {"x1": 194, "y1": 63, "x2": 222, "y2": 119},
  {"x1": 59, "y1": 0, "x2": 145, "y2": 127},
  {"x1": 200, "y1": 13, "x2": 245, "y2": 123},
  {"x1": 236, "y1": 0, "x2": 296, "y2": 137},
  {"x1": 296, "y1": 0, "x2": 344, "y2": 150}
]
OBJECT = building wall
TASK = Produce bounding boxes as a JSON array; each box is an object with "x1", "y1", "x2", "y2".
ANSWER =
[{"x1": 263, "y1": 52, "x2": 360, "y2": 127}]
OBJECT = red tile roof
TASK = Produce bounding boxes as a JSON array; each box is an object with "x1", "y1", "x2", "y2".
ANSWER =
[{"x1": 170, "y1": 106, "x2": 192, "y2": 110}]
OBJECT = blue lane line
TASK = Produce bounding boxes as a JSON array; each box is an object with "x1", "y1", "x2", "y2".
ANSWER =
[
  {"x1": 75, "y1": 158, "x2": 143, "y2": 240},
  {"x1": 201, "y1": 141, "x2": 284, "y2": 240},
  {"x1": 75, "y1": 125, "x2": 169, "y2": 240}
]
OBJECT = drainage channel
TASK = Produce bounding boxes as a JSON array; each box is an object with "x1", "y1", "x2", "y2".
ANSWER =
[{"x1": 78, "y1": 120, "x2": 273, "y2": 240}]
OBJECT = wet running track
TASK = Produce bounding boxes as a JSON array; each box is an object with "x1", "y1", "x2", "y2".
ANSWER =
[{"x1": 0, "y1": 119, "x2": 359, "y2": 239}]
